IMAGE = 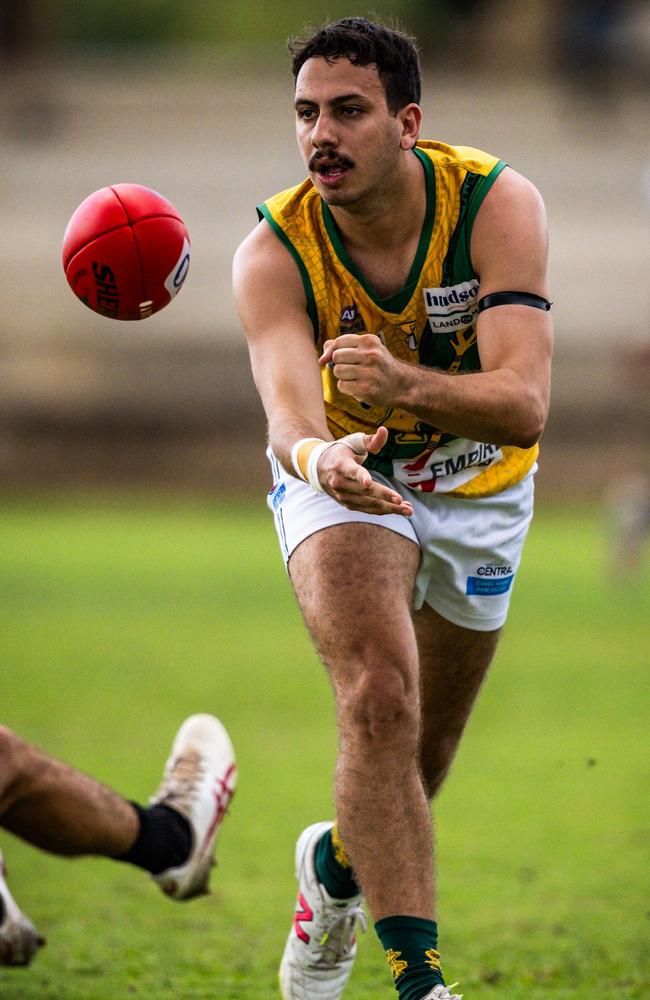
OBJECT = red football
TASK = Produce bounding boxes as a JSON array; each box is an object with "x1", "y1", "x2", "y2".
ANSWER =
[{"x1": 62, "y1": 184, "x2": 190, "y2": 321}]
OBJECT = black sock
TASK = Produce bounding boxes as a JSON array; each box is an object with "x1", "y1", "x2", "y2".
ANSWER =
[{"x1": 117, "y1": 802, "x2": 192, "y2": 875}]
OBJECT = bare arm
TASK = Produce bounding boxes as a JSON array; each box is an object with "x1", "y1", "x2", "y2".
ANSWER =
[
  {"x1": 323, "y1": 168, "x2": 553, "y2": 448},
  {"x1": 233, "y1": 223, "x2": 328, "y2": 464},
  {"x1": 233, "y1": 222, "x2": 412, "y2": 515}
]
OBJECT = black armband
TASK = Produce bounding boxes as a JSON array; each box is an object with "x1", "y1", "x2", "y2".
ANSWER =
[{"x1": 477, "y1": 291, "x2": 552, "y2": 313}]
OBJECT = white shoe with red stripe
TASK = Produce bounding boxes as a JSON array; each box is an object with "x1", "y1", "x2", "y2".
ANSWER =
[
  {"x1": 150, "y1": 714, "x2": 236, "y2": 900},
  {"x1": 0, "y1": 849, "x2": 45, "y2": 966},
  {"x1": 279, "y1": 821, "x2": 366, "y2": 1000}
]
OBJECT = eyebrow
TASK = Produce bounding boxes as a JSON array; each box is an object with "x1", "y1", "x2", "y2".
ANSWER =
[{"x1": 294, "y1": 93, "x2": 369, "y2": 109}]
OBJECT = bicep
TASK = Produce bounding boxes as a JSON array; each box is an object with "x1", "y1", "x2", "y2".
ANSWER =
[
  {"x1": 471, "y1": 167, "x2": 550, "y2": 297},
  {"x1": 471, "y1": 168, "x2": 553, "y2": 382}
]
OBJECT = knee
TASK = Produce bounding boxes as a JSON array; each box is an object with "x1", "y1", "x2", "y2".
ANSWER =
[{"x1": 339, "y1": 663, "x2": 420, "y2": 752}]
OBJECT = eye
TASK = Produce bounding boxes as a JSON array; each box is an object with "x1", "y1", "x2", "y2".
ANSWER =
[
  {"x1": 340, "y1": 106, "x2": 362, "y2": 117},
  {"x1": 297, "y1": 108, "x2": 317, "y2": 121}
]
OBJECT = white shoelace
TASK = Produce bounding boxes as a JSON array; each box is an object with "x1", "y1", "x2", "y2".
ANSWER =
[
  {"x1": 431, "y1": 985, "x2": 463, "y2": 1000},
  {"x1": 153, "y1": 751, "x2": 205, "y2": 810},
  {"x1": 313, "y1": 904, "x2": 367, "y2": 967}
]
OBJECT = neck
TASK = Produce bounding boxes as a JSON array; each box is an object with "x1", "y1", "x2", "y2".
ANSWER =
[{"x1": 327, "y1": 148, "x2": 426, "y2": 252}]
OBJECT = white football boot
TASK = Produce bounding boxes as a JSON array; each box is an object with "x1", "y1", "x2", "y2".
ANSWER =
[
  {"x1": 150, "y1": 713, "x2": 237, "y2": 900},
  {"x1": 0, "y1": 849, "x2": 45, "y2": 966},
  {"x1": 279, "y1": 821, "x2": 367, "y2": 1000},
  {"x1": 422, "y1": 985, "x2": 463, "y2": 999}
]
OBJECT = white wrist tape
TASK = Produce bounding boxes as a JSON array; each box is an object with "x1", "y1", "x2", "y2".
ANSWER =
[
  {"x1": 306, "y1": 432, "x2": 369, "y2": 494},
  {"x1": 306, "y1": 441, "x2": 335, "y2": 493},
  {"x1": 290, "y1": 437, "x2": 322, "y2": 482}
]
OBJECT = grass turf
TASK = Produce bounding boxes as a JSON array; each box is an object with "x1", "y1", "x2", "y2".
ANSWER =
[{"x1": 0, "y1": 496, "x2": 648, "y2": 998}]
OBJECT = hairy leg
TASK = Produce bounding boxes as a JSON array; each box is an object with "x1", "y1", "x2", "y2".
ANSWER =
[
  {"x1": 414, "y1": 603, "x2": 501, "y2": 799},
  {"x1": 0, "y1": 726, "x2": 138, "y2": 856},
  {"x1": 288, "y1": 523, "x2": 434, "y2": 920}
]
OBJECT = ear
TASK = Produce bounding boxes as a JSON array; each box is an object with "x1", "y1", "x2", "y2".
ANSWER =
[{"x1": 398, "y1": 103, "x2": 422, "y2": 150}]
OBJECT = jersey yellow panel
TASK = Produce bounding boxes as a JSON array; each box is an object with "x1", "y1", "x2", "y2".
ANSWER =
[{"x1": 258, "y1": 140, "x2": 538, "y2": 497}]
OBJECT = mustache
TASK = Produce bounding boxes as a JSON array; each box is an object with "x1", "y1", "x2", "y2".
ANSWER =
[{"x1": 308, "y1": 149, "x2": 355, "y2": 172}]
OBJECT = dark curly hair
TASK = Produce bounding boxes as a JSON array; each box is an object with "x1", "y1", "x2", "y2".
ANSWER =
[{"x1": 289, "y1": 17, "x2": 421, "y2": 114}]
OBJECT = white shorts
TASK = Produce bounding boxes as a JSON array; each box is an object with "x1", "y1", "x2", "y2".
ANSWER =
[{"x1": 266, "y1": 449, "x2": 536, "y2": 632}]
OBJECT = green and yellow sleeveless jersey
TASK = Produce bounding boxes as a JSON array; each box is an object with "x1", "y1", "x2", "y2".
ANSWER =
[{"x1": 257, "y1": 139, "x2": 538, "y2": 498}]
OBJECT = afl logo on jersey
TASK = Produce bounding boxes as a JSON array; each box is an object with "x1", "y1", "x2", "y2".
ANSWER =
[{"x1": 339, "y1": 302, "x2": 367, "y2": 334}]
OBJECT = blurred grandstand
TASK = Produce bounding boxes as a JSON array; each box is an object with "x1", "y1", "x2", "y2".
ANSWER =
[{"x1": 1, "y1": 0, "x2": 648, "y2": 497}]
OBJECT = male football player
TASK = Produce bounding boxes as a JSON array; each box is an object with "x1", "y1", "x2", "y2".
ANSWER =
[{"x1": 234, "y1": 17, "x2": 552, "y2": 999}]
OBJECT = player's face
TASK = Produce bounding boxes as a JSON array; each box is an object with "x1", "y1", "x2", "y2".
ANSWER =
[{"x1": 294, "y1": 57, "x2": 404, "y2": 207}]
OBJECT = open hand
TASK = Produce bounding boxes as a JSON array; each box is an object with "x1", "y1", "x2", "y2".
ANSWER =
[{"x1": 315, "y1": 426, "x2": 413, "y2": 516}]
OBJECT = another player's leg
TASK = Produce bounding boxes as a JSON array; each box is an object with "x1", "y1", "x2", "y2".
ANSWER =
[
  {"x1": 281, "y1": 523, "x2": 451, "y2": 1000},
  {"x1": 0, "y1": 714, "x2": 236, "y2": 901},
  {"x1": 0, "y1": 848, "x2": 45, "y2": 966},
  {"x1": 0, "y1": 724, "x2": 141, "y2": 857}
]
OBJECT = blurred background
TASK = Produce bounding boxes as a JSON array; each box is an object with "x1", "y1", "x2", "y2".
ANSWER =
[
  {"x1": 1, "y1": 7, "x2": 648, "y2": 995},
  {"x1": 0, "y1": 0, "x2": 649, "y2": 508}
]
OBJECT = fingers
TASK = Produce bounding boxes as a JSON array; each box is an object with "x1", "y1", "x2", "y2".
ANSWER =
[
  {"x1": 321, "y1": 336, "x2": 392, "y2": 408},
  {"x1": 365, "y1": 426, "x2": 388, "y2": 454},
  {"x1": 319, "y1": 340, "x2": 336, "y2": 366},
  {"x1": 332, "y1": 485, "x2": 414, "y2": 517},
  {"x1": 329, "y1": 348, "x2": 365, "y2": 368},
  {"x1": 330, "y1": 484, "x2": 414, "y2": 516},
  {"x1": 336, "y1": 429, "x2": 386, "y2": 463},
  {"x1": 319, "y1": 334, "x2": 377, "y2": 367},
  {"x1": 322, "y1": 429, "x2": 400, "y2": 509},
  {"x1": 325, "y1": 457, "x2": 413, "y2": 516},
  {"x1": 330, "y1": 364, "x2": 362, "y2": 393}
]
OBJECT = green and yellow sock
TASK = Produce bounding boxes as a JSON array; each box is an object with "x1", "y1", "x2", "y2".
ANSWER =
[
  {"x1": 314, "y1": 823, "x2": 361, "y2": 899},
  {"x1": 375, "y1": 915, "x2": 445, "y2": 1000}
]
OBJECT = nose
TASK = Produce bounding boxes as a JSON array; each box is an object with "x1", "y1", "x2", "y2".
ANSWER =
[{"x1": 311, "y1": 111, "x2": 338, "y2": 149}]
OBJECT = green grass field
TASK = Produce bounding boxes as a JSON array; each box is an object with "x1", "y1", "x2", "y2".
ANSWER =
[{"x1": 0, "y1": 496, "x2": 647, "y2": 999}]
